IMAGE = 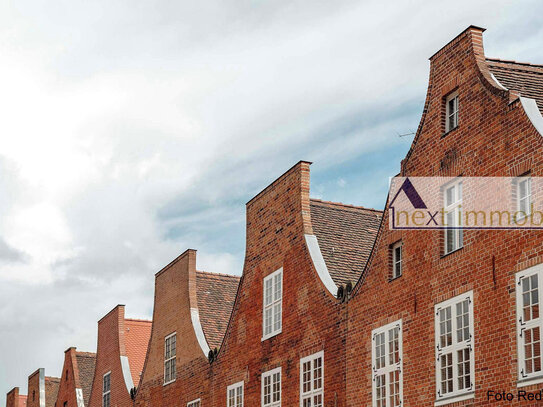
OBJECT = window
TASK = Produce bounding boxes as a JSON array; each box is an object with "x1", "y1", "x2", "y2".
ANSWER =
[
  {"x1": 262, "y1": 367, "x2": 281, "y2": 407},
  {"x1": 227, "y1": 381, "x2": 244, "y2": 407},
  {"x1": 516, "y1": 176, "x2": 532, "y2": 222},
  {"x1": 263, "y1": 268, "x2": 283, "y2": 340},
  {"x1": 102, "y1": 372, "x2": 111, "y2": 407},
  {"x1": 435, "y1": 292, "x2": 474, "y2": 404},
  {"x1": 187, "y1": 399, "x2": 201, "y2": 407},
  {"x1": 391, "y1": 242, "x2": 402, "y2": 279},
  {"x1": 372, "y1": 321, "x2": 402, "y2": 407},
  {"x1": 443, "y1": 180, "x2": 463, "y2": 255},
  {"x1": 300, "y1": 351, "x2": 323, "y2": 407},
  {"x1": 445, "y1": 92, "x2": 459, "y2": 132},
  {"x1": 516, "y1": 265, "x2": 543, "y2": 386},
  {"x1": 164, "y1": 332, "x2": 176, "y2": 384}
]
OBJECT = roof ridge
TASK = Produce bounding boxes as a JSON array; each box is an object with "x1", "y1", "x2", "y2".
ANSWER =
[
  {"x1": 196, "y1": 270, "x2": 241, "y2": 280},
  {"x1": 486, "y1": 57, "x2": 543, "y2": 71},
  {"x1": 125, "y1": 318, "x2": 152, "y2": 323},
  {"x1": 75, "y1": 351, "x2": 96, "y2": 357},
  {"x1": 310, "y1": 198, "x2": 382, "y2": 213}
]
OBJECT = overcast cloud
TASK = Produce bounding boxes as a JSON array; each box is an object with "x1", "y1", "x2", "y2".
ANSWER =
[{"x1": 1, "y1": 0, "x2": 543, "y2": 402}]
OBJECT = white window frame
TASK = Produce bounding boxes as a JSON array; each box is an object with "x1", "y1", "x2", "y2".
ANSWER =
[
  {"x1": 445, "y1": 91, "x2": 459, "y2": 132},
  {"x1": 300, "y1": 351, "x2": 324, "y2": 407},
  {"x1": 187, "y1": 399, "x2": 201, "y2": 407},
  {"x1": 227, "y1": 381, "x2": 244, "y2": 407},
  {"x1": 434, "y1": 291, "x2": 474, "y2": 406},
  {"x1": 443, "y1": 179, "x2": 463, "y2": 255},
  {"x1": 516, "y1": 264, "x2": 543, "y2": 387},
  {"x1": 391, "y1": 242, "x2": 402, "y2": 279},
  {"x1": 164, "y1": 332, "x2": 177, "y2": 385},
  {"x1": 261, "y1": 367, "x2": 281, "y2": 407},
  {"x1": 371, "y1": 320, "x2": 403, "y2": 407},
  {"x1": 262, "y1": 268, "x2": 283, "y2": 341},
  {"x1": 102, "y1": 371, "x2": 111, "y2": 407},
  {"x1": 515, "y1": 175, "x2": 532, "y2": 222}
]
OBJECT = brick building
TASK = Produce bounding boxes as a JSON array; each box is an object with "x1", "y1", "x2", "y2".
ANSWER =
[
  {"x1": 27, "y1": 369, "x2": 59, "y2": 407},
  {"x1": 54, "y1": 348, "x2": 96, "y2": 407},
  {"x1": 88, "y1": 305, "x2": 151, "y2": 407},
  {"x1": 135, "y1": 162, "x2": 382, "y2": 406},
  {"x1": 346, "y1": 26, "x2": 543, "y2": 407},
  {"x1": 135, "y1": 249, "x2": 240, "y2": 406},
  {"x1": 7, "y1": 24, "x2": 543, "y2": 407},
  {"x1": 6, "y1": 388, "x2": 26, "y2": 407}
]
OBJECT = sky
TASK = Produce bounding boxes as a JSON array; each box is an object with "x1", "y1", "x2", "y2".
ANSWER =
[{"x1": 1, "y1": 0, "x2": 543, "y2": 403}]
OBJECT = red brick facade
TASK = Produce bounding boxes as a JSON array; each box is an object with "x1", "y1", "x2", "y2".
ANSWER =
[
  {"x1": 54, "y1": 348, "x2": 96, "y2": 407},
  {"x1": 88, "y1": 306, "x2": 151, "y2": 407},
  {"x1": 346, "y1": 26, "x2": 543, "y2": 406},
  {"x1": 27, "y1": 369, "x2": 59, "y2": 407},
  {"x1": 6, "y1": 388, "x2": 26, "y2": 407},
  {"x1": 7, "y1": 25, "x2": 543, "y2": 407}
]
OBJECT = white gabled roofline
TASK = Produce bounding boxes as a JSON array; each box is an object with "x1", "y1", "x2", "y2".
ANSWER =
[
  {"x1": 304, "y1": 234, "x2": 338, "y2": 297},
  {"x1": 520, "y1": 97, "x2": 543, "y2": 137},
  {"x1": 190, "y1": 308, "x2": 211, "y2": 356}
]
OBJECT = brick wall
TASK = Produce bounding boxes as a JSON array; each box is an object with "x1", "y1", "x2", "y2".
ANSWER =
[
  {"x1": 6, "y1": 388, "x2": 26, "y2": 407},
  {"x1": 135, "y1": 161, "x2": 349, "y2": 406},
  {"x1": 136, "y1": 249, "x2": 213, "y2": 406},
  {"x1": 88, "y1": 306, "x2": 135, "y2": 407},
  {"x1": 346, "y1": 26, "x2": 543, "y2": 406}
]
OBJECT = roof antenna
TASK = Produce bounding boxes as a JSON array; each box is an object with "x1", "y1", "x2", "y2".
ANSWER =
[{"x1": 398, "y1": 131, "x2": 415, "y2": 137}]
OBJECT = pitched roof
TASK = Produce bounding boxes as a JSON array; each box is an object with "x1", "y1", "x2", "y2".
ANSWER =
[
  {"x1": 486, "y1": 58, "x2": 543, "y2": 114},
  {"x1": 196, "y1": 271, "x2": 240, "y2": 351},
  {"x1": 44, "y1": 377, "x2": 60, "y2": 407},
  {"x1": 310, "y1": 199, "x2": 382, "y2": 286},
  {"x1": 124, "y1": 319, "x2": 152, "y2": 387},
  {"x1": 75, "y1": 352, "x2": 96, "y2": 407}
]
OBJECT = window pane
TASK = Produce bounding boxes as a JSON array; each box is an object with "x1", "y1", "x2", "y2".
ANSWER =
[
  {"x1": 313, "y1": 357, "x2": 322, "y2": 390},
  {"x1": 388, "y1": 327, "x2": 400, "y2": 365},
  {"x1": 439, "y1": 307, "x2": 452, "y2": 348},
  {"x1": 457, "y1": 348, "x2": 471, "y2": 390},
  {"x1": 440, "y1": 353, "x2": 453, "y2": 395},
  {"x1": 376, "y1": 374, "x2": 386, "y2": 407},
  {"x1": 389, "y1": 370, "x2": 400, "y2": 407},
  {"x1": 375, "y1": 332, "x2": 386, "y2": 369},
  {"x1": 525, "y1": 326, "x2": 542, "y2": 374}
]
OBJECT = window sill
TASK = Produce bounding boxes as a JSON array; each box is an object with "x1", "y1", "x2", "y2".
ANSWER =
[
  {"x1": 517, "y1": 375, "x2": 543, "y2": 388},
  {"x1": 435, "y1": 391, "x2": 474, "y2": 406},
  {"x1": 163, "y1": 379, "x2": 176, "y2": 387},
  {"x1": 441, "y1": 126, "x2": 459, "y2": 138},
  {"x1": 389, "y1": 274, "x2": 402, "y2": 282},
  {"x1": 261, "y1": 330, "x2": 282, "y2": 342},
  {"x1": 441, "y1": 246, "x2": 464, "y2": 259}
]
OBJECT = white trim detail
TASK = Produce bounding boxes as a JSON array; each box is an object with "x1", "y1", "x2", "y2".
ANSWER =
[
  {"x1": 120, "y1": 356, "x2": 134, "y2": 392},
  {"x1": 520, "y1": 97, "x2": 543, "y2": 137},
  {"x1": 304, "y1": 234, "x2": 338, "y2": 296},
  {"x1": 520, "y1": 96, "x2": 543, "y2": 136},
  {"x1": 190, "y1": 308, "x2": 211, "y2": 356},
  {"x1": 490, "y1": 73, "x2": 508, "y2": 90},
  {"x1": 262, "y1": 367, "x2": 281, "y2": 407},
  {"x1": 187, "y1": 398, "x2": 201, "y2": 407},
  {"x1": 76, "y1": 388, "x2": 85, "y2": 407},
  {"x1": 227, "y1": 380, "x2": 244, "y2": 407},
  {"x1": 39, "y1": 368, "x2": 46, "y2": 407},
  {"x1": 300, "y1": 351, "x2": 324, "y2": 407}
]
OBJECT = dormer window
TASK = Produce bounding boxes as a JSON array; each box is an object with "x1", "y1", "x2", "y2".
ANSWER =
[
  {"x1": 262, "y1": 268, "x2": 283, "y2": 340},
  {"x1": 445, "y1": 91, "x2": 459, "y2": 133}
]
